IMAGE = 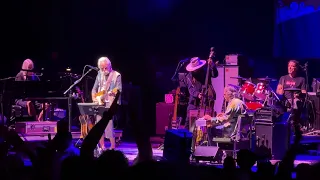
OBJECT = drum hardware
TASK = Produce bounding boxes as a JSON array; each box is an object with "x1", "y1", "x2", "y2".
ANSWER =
[
  {"x1": 283, "y1": 88, "x2": 299, "y2": 124},
  {"x1": 257, "y1": 77, "x2": 277, "y2": 82},
  {"x1": 230, "y1": 76, "x2": 247, "y2": 86},
  {"x1": 228, "y1": 84, "x2": 240, "y2": 90}
]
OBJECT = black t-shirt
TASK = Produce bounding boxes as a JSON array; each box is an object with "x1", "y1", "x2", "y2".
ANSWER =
[{"x1": 278, "y1": 75, "x2": 306, "y2": 99}]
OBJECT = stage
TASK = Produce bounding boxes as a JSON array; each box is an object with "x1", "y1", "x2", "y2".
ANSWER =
[{"x1": 17, "y1": 132, "x2": 320, "y2": 168}]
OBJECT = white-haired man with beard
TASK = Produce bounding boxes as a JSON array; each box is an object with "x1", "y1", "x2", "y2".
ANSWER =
[
  {"x1": 203, "y1": 86, "x2": 247, "y2": 143},
  {"x1": 91, "y1": 57, "x2": 122, "y2": 150}
]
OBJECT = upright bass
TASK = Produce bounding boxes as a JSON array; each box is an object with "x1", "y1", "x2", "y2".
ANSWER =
[{"x1": 194, "y1": 47, "x2": 216, "y2": 145}]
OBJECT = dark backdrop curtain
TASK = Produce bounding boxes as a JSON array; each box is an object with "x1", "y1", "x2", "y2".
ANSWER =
[{"x1": 273, "y1": 1, "x2": 320, "y2": 58}]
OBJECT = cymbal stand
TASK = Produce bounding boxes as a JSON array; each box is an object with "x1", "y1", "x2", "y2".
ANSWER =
[
  {"x1": 302, "y1": 62, "x2": 312, "y2": 130},
  {"x1": 286, "y1": 91, "x2": 295, "y2": 125}
]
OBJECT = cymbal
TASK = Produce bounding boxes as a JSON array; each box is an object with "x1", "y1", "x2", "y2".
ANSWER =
[
  {"x1": 230, "y1": 76, "x2": 247, "y2": 80},
  {"x1": 228, "y1": 84, "x2": 240, "y2": 89},
  {"x1": 257, "y1": 77, "x2": 277, "y2": 81},
  {"x1": 284, "y1": 88, "x2": 300, "y2": 91}
]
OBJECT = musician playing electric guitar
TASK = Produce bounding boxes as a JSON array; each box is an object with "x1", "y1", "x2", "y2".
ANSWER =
[
  {"x1": 202, "y1": 86, "x2": 246, "y2": 144},
  {"x1": 92, "y1": 57, "x2": 122, "y2": 150}
]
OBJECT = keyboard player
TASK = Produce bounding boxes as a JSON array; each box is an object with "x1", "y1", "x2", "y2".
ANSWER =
[
  {"x1": 15, "y1": 59, "x2": 47, "y2": 121},
  {"x1": 202, "y1": 86, "x2": 247, "y2": 144},
  {"x1": 91, "y1": 57, "x2": 122, "y2": 150}
]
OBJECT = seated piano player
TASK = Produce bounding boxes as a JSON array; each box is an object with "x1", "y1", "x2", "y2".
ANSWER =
[
  {"x1": 15, "y1": 59, "x2": 47, "y2": 121},
  {"x1": 202, "y1": 86, "x2": 247, "y2": 143}
]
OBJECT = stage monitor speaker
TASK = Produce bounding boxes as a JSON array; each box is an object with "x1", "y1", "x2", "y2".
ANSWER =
[
  {"x1": 156, "y1": 102, "x2": 174, "y2": 135},
  {"x1": 193, "y1": 146, "x2": 224, "y2": 163},
  {"x1": 193, "y1": 146, "x2": 219, "y2": 157},
  {"x1": 255, "y1": 114, "x2": 290, "y2": 160},
  {"x1": 163, "y1": 129, "x2": 192, "y2": 163}
]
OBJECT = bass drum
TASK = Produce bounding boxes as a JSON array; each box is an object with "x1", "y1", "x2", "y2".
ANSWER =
[{"x1": 245, "y1": 101, "x2": 263, "y2": 111}]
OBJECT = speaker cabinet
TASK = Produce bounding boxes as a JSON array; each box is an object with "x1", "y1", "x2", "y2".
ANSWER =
[
  {"x1": 211, "y1": 66, "x2": 239, "y2": 113},
  {"x1": 255, "y1": 119, "x2": 290, "y2": 160},
  {"x1": 163, "y1": 129, "x2": 192, "y2": 163}
]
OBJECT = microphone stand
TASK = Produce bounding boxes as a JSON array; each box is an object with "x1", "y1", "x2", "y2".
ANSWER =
[
  {"x1": 171, "y1": 60, "x2": 188, "y2": 82},
  {"x1": 63, "y1": 69, "x2": 93, "y2": 132},
  {"x1": 302, "y1": 63, "x2": 312, "y2": 130}
]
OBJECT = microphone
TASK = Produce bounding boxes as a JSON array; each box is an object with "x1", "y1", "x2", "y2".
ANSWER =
[
  {"x1": 87, "y1": 65, "x2": 99, "y2": 71},
  {"x1": 179, "y1": 58, "x2": 189, "y2": 63}
]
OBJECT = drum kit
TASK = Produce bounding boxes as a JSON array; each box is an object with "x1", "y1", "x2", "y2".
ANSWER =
[{"x1": 229, "y1": 76, "x2": 280, "y2": 111}]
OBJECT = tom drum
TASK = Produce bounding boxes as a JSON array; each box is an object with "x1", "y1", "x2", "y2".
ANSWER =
[
  {"x1": 240, "y1": 81, "x2": 256, "y2": 101},
  {"x1": 254, "y1": 82, "x2": 269, "y2": 100}
]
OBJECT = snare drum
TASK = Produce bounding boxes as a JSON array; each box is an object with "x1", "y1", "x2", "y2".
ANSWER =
[
  {"x1": 245, "y1": 101, "x2": 263, "y2": 110},
  {"x1": 240, "y1": 81, "x2": 256, "y2": 101},
  {"x1": 254, "y1": 82, "x2": 269, "y2": 100}
]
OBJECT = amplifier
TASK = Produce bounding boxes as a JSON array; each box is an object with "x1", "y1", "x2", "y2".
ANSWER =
[
  {"x1": 255, "y1": 107, "x2": 273, "y2": 122},
  {"x1": 255, "y1": 119, "x2": 290, "y2": 160},
  {"x1": 15, "y1": 121, "x2": 57, "y2": 135},
  {"x1": 156, "y1": 102, "x2": 174, "y2": 135}
]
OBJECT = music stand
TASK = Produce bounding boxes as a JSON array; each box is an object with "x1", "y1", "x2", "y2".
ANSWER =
[
  {"x1": 78, "y1": 103, "x2": 108, "y2": 117},
  {"x1": 76, "y1": 103, "x2": 108, "y2": 150}
]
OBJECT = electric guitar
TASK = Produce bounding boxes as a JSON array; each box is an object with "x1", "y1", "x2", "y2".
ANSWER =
[
  {"x1": 94, "y1": 88, "x2": 119, "y2": 106},
  {"x1": 170, "y1": 87, "x2": 180, "y2": 129}
]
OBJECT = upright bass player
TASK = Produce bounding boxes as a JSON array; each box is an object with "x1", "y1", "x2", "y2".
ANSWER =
[{"x1": 184, "y1": 48, "x2": 219, "y2": 131}]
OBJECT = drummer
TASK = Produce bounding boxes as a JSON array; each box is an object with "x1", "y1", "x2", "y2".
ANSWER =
[{"x1": 276, "y1": 60, "x2": 306, "y2": 124}]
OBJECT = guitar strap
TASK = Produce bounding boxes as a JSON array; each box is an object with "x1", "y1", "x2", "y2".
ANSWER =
[{"x1": 104, "y1": 71, "x2": 116, "y2": 91}]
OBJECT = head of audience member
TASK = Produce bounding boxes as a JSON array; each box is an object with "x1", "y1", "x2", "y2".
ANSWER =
[
  {"x1": 296, "y1": 163, "x2": 312, "y2": 180},
  {"x1": 21, "y1": 59, "x2": 34, "y2": 79},
  {"x1": 54, "y1": 120, "x2": 73, "y2": 151},
  {"x1": 98, "y1": 57, "x2": 112, "y2": 75},
  {"x1": 288, "y1": 60, "x2": 299, "y2": 77},
  {"x1": 223, "y1": 86, "x2": 238, "y2": 102},
  {"x1": 223, "y1": 156, "x2": 236, "y2": 171},
  {"x1": 237, "y1": 149, "x2": 256, "y2": 171}
]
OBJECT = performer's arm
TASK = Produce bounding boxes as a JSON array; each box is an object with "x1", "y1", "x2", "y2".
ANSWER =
[
  {"x1": 114, "y1": 74, "x2": 122, "y2": 104},
  {"x1": 186, "y1": 74, "x2": 201, "y2": 98},
  {"x1": 276, "y1": 76, "x2": 284, "y2": 95},
  {"x1": 91, "y1": 76, "x2": 99, "y2": 101},
  {"x1": 15, "y1": 72, "x2": 24, "y2": 81}
]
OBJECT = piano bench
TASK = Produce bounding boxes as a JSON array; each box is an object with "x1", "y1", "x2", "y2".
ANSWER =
[{"x1": 212, "y1": 138, "x2": 250, "y2": 159}]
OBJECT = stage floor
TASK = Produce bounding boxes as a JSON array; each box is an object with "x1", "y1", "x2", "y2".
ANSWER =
[{"x1": 19, "y1": 134, "x2": 320, "y2": 168}]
